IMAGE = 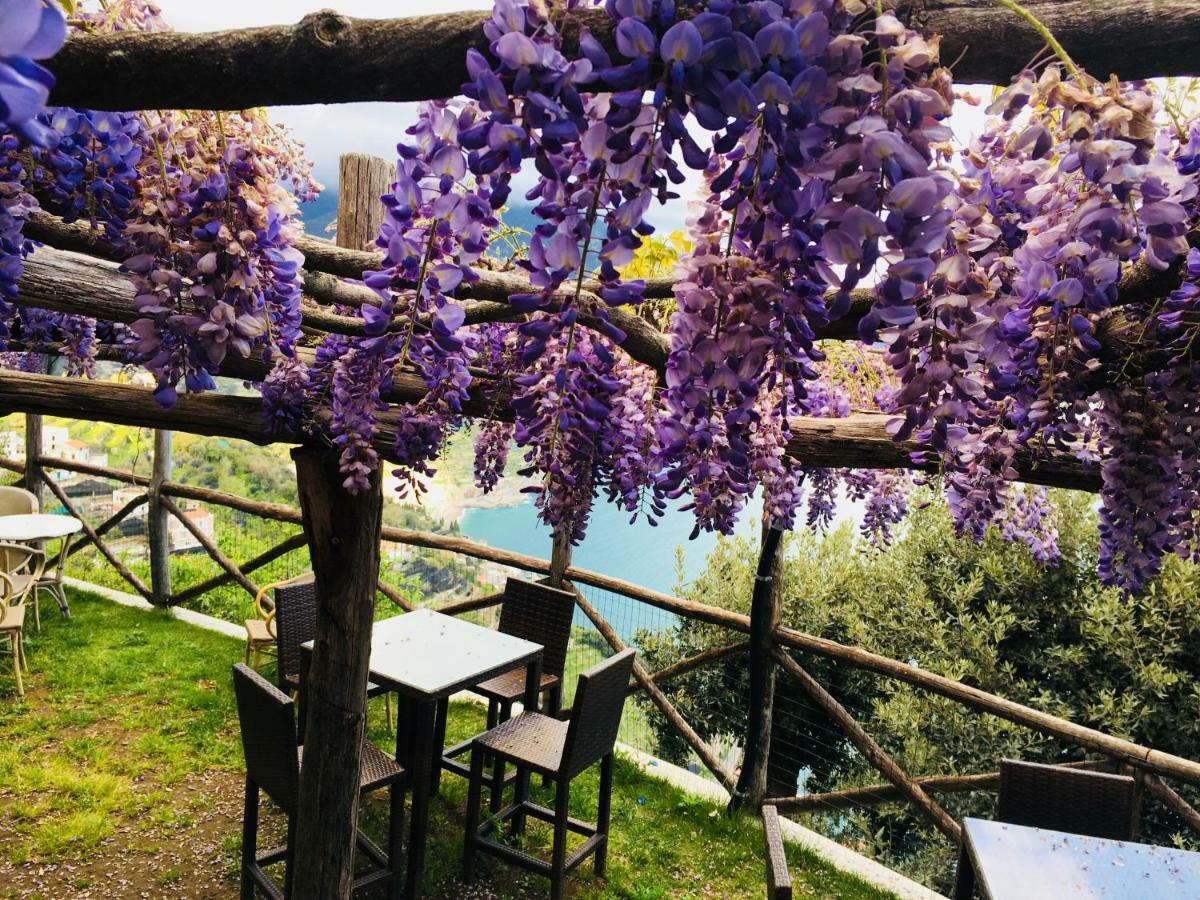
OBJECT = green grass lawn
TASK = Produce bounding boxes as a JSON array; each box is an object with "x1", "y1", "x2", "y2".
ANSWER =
[{"x1": 0, "y1": 588, "x2": 894, "y2": 899}]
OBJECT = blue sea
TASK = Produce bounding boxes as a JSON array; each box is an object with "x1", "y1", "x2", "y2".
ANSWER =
[{"x1": 459, "y1": 493, "x2": 762, "y2": 642}]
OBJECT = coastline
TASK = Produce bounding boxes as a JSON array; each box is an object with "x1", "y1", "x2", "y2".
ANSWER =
[{"x1": 385, "y1": 466, "x2": 533, "y2": 526}]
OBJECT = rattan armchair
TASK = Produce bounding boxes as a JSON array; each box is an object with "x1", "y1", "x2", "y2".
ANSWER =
[
  {"x1": 953, "y1": 759, "x2": 1139, "y2": 899},
  {"x1": 232, "y1": 663, "x2": 407, "y2": 899},
  {"x1": 272, "y1": 573, "x2": 393, "y2": 729},
  {"x1": 440, "y1": 577, "x2": 576, "y2": 788},
  {"x1": 762, "y1": 805, "x2": 793, "y2": 900},
  {"x1": 0, "y1": 543, "x2": 45, "y2": 698},
  {"x1": 243, "y1": 574, "x2": 309, "y2": 670},
  {"x1": 0, "y1": 486, "x2": 41, "y2": 629},
  {"x1": 462, "y1": 648, "x2": 636, "y2": 900}
]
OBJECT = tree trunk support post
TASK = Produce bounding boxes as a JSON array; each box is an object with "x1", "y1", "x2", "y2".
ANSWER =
[
  {"x1": 148, "y1": 429, "x2": 172, "y2": 606},
  {"x1": 290, "y1": 446, "x2": 383, "y2": 898},
  {"x1": 23, "y1": 414, "x2": 44, "y2": 511},
  {"x1": 731, "y1": 525, "x2": 784, "y2": 813},
  {"x1": 549, "y1": 528, "x2": 573, "y2": 588}
]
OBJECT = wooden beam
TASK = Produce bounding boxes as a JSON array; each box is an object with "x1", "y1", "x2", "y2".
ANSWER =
[
  {"x1": 732, "y1": 526, "x2": 784, "y2": 812},
  {"x1": 1144, "y1": 774, "x2": 1200, "y2": 837},
  {"x1": 24, "y1": 415, "x2": 44, "y2": 511},
  {"x1": 39, "y1": 470, "x2": 152, "y2": 599},
  {"x1": 571, "y1": 582, "x2": 738, "y2": 794},
  {"x1": 772, "y1": 647, "x2": 963, "y2": 844},
  {"x1": 64, "y1": 491, "x2": 148, "y2": 559},
  {"x1": 766, "y1": 760, "x2": 1110, "y2": 814},
  {"x1": 169, "y1": 532, "x2": 308, "y2": 606},
  {"x1": 43, "y1": 3, "x2": 1200, "y2": 112},
  {"x1": 627, "y1": 640, "x2": 751, "y2": 697},
  {"x1": 772, "y1": 624, "x2": 1200, "y2": 786},
  {"x1": 161, "y1": 495, "x2": 262, "y2": 601},
  {"x1": 291, "y1": 445, "x2": 382, "y2": 897},
  {"x1": 147, "y1": 430, "x2": 172, "y2": 606},
  {"x1": 375, "y1": 577, "x2": 416, "y2": 613}
]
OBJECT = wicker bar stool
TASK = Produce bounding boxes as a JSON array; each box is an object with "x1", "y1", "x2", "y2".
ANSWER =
[
  {"x1": 953, "y1": 759, "x2": 1139, "y2": 899},
  {"x1": 439, "y1": 577, "x2": 575, "y2": 789},
  {"x1": 232, "y1": 663, "x2": 406, "y2": 899},
  {"x1": 0, "y1": 542, "x2": 44, "y2": 698},
  {"x1": 273, "y1": 574, "x2": 392, "y2": 729},
  {"x1": 462, "y1": 648, "x2": 636, "y2": 900},
  {"x1": 761, "y1": 805, "x2": 793, "y2": 900}
]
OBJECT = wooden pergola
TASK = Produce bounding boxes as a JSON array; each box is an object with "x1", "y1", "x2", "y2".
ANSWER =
[{"x1": 4, "y1": 4, "x2": 1199, "y2": 896}]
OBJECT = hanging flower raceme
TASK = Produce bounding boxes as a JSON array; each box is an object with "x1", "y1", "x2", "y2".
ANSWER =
[{"x1": 0, "y1": 0, "x2": 66, "y2": 147}]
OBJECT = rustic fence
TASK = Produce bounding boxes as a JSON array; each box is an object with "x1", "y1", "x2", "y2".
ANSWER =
[{"x1": 5, "y1": 412, "x2": 1200, "y2": 889}]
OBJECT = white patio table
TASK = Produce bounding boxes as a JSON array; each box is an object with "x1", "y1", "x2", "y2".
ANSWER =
[{"x1": 0, "y1": 513, "x2": 84, "y2": 622}]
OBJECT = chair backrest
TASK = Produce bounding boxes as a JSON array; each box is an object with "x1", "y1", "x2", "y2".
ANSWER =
[
  {"x1": 997, "y1": 759, "x2": 1138, "y2": 841},
  {"x1": 272, "y1": 574, "x2": 318, "y2": 690},
  {"x1": 762, "y1": 805, "x2": 793, "y2": 900},
  {"x1": 498, "y1": 577, "x2": 576, "y2": 679},
  {"x1": 563, "y1": 648, "x2": 635, "y2": 778},
  {"x1": 0, "y1": 487, "x2": 38, "y2": 573},
  {"x1": 0, "y1": 542, "x2": 42, "y2": 606},
  {"x1": 232, "y1": 663, "x2": 300, "y2": 814},
  {"x1": 0, "y1": 486, "x2": 38, "y2": 517}
]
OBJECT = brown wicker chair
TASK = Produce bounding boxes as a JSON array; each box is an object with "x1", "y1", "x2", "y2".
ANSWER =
[
  {"x1": 439, "y1": 577, "x2": 576, "y2": 788},
  {"x1": 996, "y1": 759, "x2": 1138, "y2": 839},
  {"x1": 762, "y1": 805, "x2": 793, "y2": 900},
  {"x1": 953, "y1": 759, "x2": 1139, "y2": 899},
  {"x1": 272, "y1": 574, "x2": 392, "y2": 729},
  {"x1": 0, "y1": 542, "x2": 44, "y2": 697},
  {"x1": 231, "y1": 663, "x2": 406, "y2": 899},
  {"x1": 462, "y1": 648, "x2": 636, "y2": 900}
]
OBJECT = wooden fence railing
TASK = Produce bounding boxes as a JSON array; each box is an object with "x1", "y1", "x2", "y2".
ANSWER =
[{"x1": 5, "y1": 417, "x2": 1200, "y2": 866}]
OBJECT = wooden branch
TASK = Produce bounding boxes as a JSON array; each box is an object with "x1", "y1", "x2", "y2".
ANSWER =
[
  {"x1": 1144, "y1": 774, "x2": 1200, "y2": 837},
  {"x1": 44, "y1": 4, "x2": 1200, "y2": 112},
  {"x1": 38, "y1": 454, "x2": 149, "y2": 487},
  {"x1": 160, "y1": 495, "x2": 262, "y2": 601},
  {"x1": 733, "y1": 526, "x2": 784, "y2": 810},
  {"x1": 432, "y1": 591, "x2": 506, "y2": 617},
  {"x1": 148, "y1": 430, "x2": 172, "y2": 605},
  {"x1": 168, "y1": 532, "x2": 308, "y2": 606},
  {"x1": 627, "y1": 640, "x2": 751, "y2": 697},
  {"x1": 570, "y1": 581, "x2": 738, "y2": 794},
  {"x1": 773, "y1": 647, "x2": 963, "y2": 844},
  {"x1": 375, "y1": 577, "x2": 416, "y2": 613},
  {"x1": 64, "y1": 491, "x2": 148, "y2": 559},
  {"x1": 773, "y1": 624, "x2": 1200, "y2": 786},
  {"x1": 39, "y1": 469, "x2": 152, "y2": 598},
  {"x1": 766, "y1": 760, "x2": 1110, "y2": 814}
]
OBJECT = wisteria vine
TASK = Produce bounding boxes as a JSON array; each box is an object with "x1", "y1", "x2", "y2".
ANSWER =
[{"x1": 6, "y1": 0, "x2": 1200, "y2": 592}]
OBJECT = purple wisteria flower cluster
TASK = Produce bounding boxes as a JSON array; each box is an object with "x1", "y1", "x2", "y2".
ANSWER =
[{"x1": 0, "y1": 0, "x2": 66, "y2": 147}]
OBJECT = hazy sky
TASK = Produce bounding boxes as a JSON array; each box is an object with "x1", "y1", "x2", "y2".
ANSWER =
[{"x1": 148, "y1": 1, "x2": 990, "y2": 233}]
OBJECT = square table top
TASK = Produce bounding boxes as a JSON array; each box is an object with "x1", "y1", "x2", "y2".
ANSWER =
[
  {"x1": 305, "y1": 608, "x2": 542, "y2": 700},
  {"x1": 963, "y1": 817, "x2": 1200, "y2": 899}
]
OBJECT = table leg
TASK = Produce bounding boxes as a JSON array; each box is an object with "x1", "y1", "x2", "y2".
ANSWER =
[
  {"x1": 52, "y1": 535, "x2": 70, "y2": 618},
  {"x1": 952, "y1": 843, "x2": 977, "y2": 899},
  {"x1": 402, "y1": 698, "x2": 437, "y2": 900},
  {"x1": 510, "y1": 655, "x2": 542, "y2": 837}
]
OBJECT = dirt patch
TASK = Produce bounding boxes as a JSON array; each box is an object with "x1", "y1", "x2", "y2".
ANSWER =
[{"x1": 0, "y1": 768, "x2": 286, "y2": 900}]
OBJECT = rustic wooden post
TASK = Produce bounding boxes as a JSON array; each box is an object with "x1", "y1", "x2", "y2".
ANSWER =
[
  {"x1": 23, "y1": 414, "x2": 44, "y2": 510},
  {"x1": 731, "y1": 525, "x2": 784, "y2": 812},
  {"x1": 336, "y1": 153, "x2": 392, "y2": 251},
  {"x1": 290, "y1": 446, "x2": 383, "y2": 898},
  {"x1": 147, "y1": 429, "x2": 172, "y2": 606},
  {"x1": 548, "y1": 527, "x2": 573, "y2": 588}
]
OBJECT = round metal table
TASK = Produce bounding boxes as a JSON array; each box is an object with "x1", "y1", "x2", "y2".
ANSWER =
[{"x1": 0, "y1": 513, "x2": 84, "y2": 623}]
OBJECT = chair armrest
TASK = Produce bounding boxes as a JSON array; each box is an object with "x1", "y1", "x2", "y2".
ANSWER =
[
  {"x1": 0, "y1": 542, "x2": 46, "y2": 582},
  {"x1": 762, "y1": 805, "x2": 793, "y2": 900}
]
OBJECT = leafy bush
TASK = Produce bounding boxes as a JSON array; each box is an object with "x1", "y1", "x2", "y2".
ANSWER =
[{"x1": 637, "y1": 490, "x2": 1200, "y2": 888}]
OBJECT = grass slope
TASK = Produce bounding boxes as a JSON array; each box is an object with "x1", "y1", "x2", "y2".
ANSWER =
[{"x1": 0, "y1": 589, "x2": 893, "y2": 899}]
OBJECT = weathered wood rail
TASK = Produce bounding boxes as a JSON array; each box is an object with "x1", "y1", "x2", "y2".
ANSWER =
[{"x1": 5, "y1": 422, "x2": 1200, "y2": 846}]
